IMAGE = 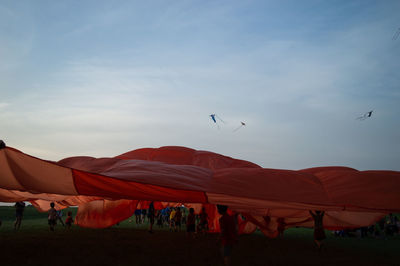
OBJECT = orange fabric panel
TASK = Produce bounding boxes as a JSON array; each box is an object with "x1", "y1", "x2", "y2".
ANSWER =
[
  {"x1": 75, "y1": 199, "x2": 138, "y2": 228},
  {"x1": 0, "y1": 149, "x2": 24, "y2": 190},
  {"x1": 0, "y1": 148, "x2": 77, "y2": 195},
  {"x1": 72, "y1": 169, "x2": 208, "y2": 203},
  {"x1": 29, "y1": 196, "x2": 103, "y2": 212},
  {"x1": 30, "y1": 200, "x2": 68, "y2": 212},
  {"x1": 0, "y1": 188, "x2": 79, "y2": 205},
  {"x1": 0, "y1": 188, "x2": 30, "y2": 202}
]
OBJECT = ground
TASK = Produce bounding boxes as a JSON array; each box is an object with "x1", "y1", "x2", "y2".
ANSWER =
[{"x1": 0, "y1": 206, "x2": 399, "y2": 266}]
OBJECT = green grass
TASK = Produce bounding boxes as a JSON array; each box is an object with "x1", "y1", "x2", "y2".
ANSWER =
[{"x1": 1, "y1": 206, "x2": 399, "y2": 266}]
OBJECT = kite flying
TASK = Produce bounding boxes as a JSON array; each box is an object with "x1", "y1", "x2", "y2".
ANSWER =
[
  {"x1": 209, "y1": 114, "x2": 225, "y2": 124},
  {"x1": 233, "y1": 121, "x2": 246, "y2": 132},
  {"x1": 356, "y1": 110, "x2": 373, "y2": 121},
  {"x1": 209, "y1": 114, "x2": 225, "y2": 129}
]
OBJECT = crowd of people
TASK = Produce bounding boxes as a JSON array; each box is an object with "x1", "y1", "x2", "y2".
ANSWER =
[
  {"x1": 133, "y1": 203, "x2": 237, "y2": 265},
  {"x1": 134, "y1": 205, "x2": 211, "y2": 236},
  {"x1": 333, "y1": 213, "x2": 400, "y2": 239},
  {"x1": 2, "y1": 201, "x2": 399, "y2": 266}
]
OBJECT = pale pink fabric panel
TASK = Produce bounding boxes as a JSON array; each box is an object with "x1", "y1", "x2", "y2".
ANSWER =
[{"x1": 2, "y1": 148, "x2": 78, "y2": 195}]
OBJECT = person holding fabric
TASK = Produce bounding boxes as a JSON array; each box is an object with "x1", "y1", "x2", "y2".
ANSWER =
[
  {"x1": 309, "y1": 210, "x2": 326, "y2": 250},
  {"x1": 277, "y1": 217, "x2": 285, "y2": 238},
  {"x1": 217, "y1": 205, "x2": 237, "y2": 266},
  {"x1": 14, "y1": 201, "x2": 25, "y2": 230}
]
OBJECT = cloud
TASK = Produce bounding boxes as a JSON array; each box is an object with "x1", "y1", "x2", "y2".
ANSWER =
[{"x1": 0, "y1": 102, "x2": 10, "y2": 109}]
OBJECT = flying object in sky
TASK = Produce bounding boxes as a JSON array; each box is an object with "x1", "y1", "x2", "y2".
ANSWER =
[
  {"x1": 210, "y1": 114, "x2": 217, "y2": 123},
  {"x1": 356, "y1": 110, "x2": 373, "y2": 121},
  {"x1": 209, "y1": 114, "x2": 225, "y2": 129},
  {"x1": 233, "y1": 121, "x2": 246, "y2": 132},
  {"x1": 393, "y1": 27, "x2": 400, "y2": 40},
  {"x1": 209, "y1": 114, "x2": 225, "y2": 124}
]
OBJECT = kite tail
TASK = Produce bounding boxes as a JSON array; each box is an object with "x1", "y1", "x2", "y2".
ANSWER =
[
  {"x1": 233, "y1": 125, "x2": 243, "y2": 132},
  {"x1": 215, "y1": 114, "x2": 226, "y2": 124}
]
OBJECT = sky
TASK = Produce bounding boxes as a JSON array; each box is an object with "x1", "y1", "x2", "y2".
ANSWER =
[{"x1": 0, "y1": 0, "x2": 399, "y2": 171}]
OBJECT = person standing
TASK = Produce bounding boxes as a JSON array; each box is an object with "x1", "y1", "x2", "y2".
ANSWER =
[
  {"x1": 277, "y1": 217, "x2": 285, "y2": 238},
  {"x1": 309, "y1": 210, "x2": 326, "y2": 250},
  {"x1": 56, "y1": 210, "x2": 65, "y2": 227},
  {"x1": 197, "y1": 207, "x2": 209, "y2": 235},
  {"x1": 14, "y1": 201, "x2": 25, "y2": 230},
  {"x1": 48, "y1": 202, "x2": 58, "y2": 231},
  {"x1": 134, "y1": 209, "x2": 142, "y2": 224},
  {"x1": 186, "y1": 208, "x2": 196, "y2": 239},
  {"x1": 148, "y1": 201, "x2": 155, "y2": 233},
  {"x1": 174, "y1": 207, "x2": 182, "y2": 232},
  {"x1": 65, "y1": 211, "x2": 74, "y2": 229},
  {"x1": 169, "y1": 207, "x2": 176, "y2": 231},
  {"x1": 217, "y1": 205, "x2": 238, "y2": 266}
]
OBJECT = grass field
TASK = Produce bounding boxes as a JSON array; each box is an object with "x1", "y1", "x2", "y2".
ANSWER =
[{"x1": 1, "y1": 206, "x2": 399, "y2": 266}]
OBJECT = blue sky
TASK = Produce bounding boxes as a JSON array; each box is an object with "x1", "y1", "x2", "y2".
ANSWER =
[{"x1": 1, "y1": 0, "x2": 399, "y2": 170}]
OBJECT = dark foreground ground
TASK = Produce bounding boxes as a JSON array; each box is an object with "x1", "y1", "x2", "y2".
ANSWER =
[{"x1": 0, "y1": 206, "x2": 399, "y2": 266}]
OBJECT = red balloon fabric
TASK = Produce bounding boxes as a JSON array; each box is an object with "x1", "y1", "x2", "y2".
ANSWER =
[{"x1": 1, "y1": 145, "x2": 399, "y2": 236}]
